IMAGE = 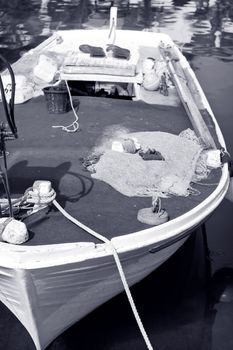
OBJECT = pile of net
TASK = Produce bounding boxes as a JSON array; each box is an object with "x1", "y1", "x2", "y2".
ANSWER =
[{"x1": 86, "y1": 128, "x2": 209, "y2": 198}]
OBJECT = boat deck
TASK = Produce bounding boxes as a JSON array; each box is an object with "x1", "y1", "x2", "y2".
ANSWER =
[{"x1": 0, "y1": 95, "x2": 221, "y2": 245}]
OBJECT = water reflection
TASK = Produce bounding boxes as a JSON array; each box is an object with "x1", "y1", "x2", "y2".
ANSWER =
[
  {"x1": 208, "y1": 0, "x2": 233, "y2": 48},
  {"x1": 195, "y1": 0, "x2": 209, "y2": 15},
  {"x1": 39, "y1": 0, "x2": 52, "y2": 36},
  {"x1": 0, "y1": 0, "x2": 233, "y2": 60},
  {"x1": 0, "y1": 0, "x2": 38, "y2": 50}
]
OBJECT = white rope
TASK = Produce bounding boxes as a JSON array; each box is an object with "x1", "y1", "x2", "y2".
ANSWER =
[
  {"x1": 52, "y1": 80, "x2": 79, "y2": 133},
  {"x1": 53, "y1": 199, "x2": 154, "y2": 350},
  {"x1": 0, "y1": 183, "x2": 55, "y2": 215}
]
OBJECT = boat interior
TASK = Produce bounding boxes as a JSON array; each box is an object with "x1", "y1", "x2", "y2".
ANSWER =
[{"x1": 0, "y1": 29, "x2": 223, "y2": 246}]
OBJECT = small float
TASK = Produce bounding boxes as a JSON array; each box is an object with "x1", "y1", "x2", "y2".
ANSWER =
[{"x1": 0, "y1": 7, "x2": 230, "y2": 350}]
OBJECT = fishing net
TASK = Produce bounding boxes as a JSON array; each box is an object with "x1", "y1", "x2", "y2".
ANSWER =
[{"x1": 88, "y1": 128, "x2": 208, "y2": 198}]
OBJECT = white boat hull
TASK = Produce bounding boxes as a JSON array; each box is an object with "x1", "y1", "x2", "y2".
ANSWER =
[{"x1": 0, "y1": 236, "x2": 187, "y2": 350}]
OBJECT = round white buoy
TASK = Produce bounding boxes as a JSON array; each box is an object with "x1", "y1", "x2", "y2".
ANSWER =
[
  {"x1": 143, "y1": 71, "x2": 160, "y2": 91},
  {"x1": 0, "y1": 218, "x2": 29, "y2": 244},
  {"x1": 225, "y1": 177, "x2": 233, "y2": 203},
  {"x1": 137, "y1": 207, "x2": 169, "y2": 226}
]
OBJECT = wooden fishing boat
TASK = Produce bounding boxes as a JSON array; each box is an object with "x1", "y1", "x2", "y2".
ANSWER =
[{"x1": 0, "y1": 7, "x2": 230, "y2": 350}]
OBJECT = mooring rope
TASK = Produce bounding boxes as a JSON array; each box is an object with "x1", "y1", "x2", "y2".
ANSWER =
[{"x1": 53, "y1": 199, "x2": 154, "y2": 350}]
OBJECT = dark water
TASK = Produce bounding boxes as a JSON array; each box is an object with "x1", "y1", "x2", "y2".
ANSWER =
[{"x1": 0, "y1": 1, "x2": 233, "y2": 349}]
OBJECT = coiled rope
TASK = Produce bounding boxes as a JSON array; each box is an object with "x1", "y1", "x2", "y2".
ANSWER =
[{"x1": 53, "y1": 199, "x2": 154, "y2": 350}]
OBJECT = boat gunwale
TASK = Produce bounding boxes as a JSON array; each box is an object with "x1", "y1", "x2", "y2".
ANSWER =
[{"x1": 0, "y1": 163, "x2": 229, "y2": 269}]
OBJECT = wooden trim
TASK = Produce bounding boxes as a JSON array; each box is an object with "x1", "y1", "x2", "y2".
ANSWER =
[{"x1": 160, "y1": 46, "x2": 216, "y2": 149}]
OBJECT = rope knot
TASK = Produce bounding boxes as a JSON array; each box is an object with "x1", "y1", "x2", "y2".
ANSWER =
[{"x1": 26, "y1": 180, "x2": 56, "y2": 205}]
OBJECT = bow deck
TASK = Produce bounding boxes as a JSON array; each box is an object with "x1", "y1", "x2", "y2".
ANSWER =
[{"x1": 0, "y1": 94, "x2": 221, "y2": 246}]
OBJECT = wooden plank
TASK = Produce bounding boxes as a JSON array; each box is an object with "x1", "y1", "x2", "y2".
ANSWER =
[
  {"x1": 60, "y1": 71, "x2": 143, "y2": 83},
  {"x1": 160, "y1": 47, "x2": 216, "y2": 149},
  {"x1": 181, "y1": 66, "x2": 205, "y2": 110}
]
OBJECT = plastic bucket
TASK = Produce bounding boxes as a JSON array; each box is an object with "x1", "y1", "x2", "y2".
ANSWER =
[{"x1": 43, "y1": 86, "x2": 69, "y2": 114}]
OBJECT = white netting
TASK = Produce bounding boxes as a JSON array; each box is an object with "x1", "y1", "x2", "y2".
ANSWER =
[
  {"x1": 179, "y1": 128, "x2": 210, "y2": 182},
  {"x1": 90, "y1": 129, "x2": 207, "y2": 198},
  {"x1": 179, "y1": 128, "x2": 203, "y2": 146}
]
